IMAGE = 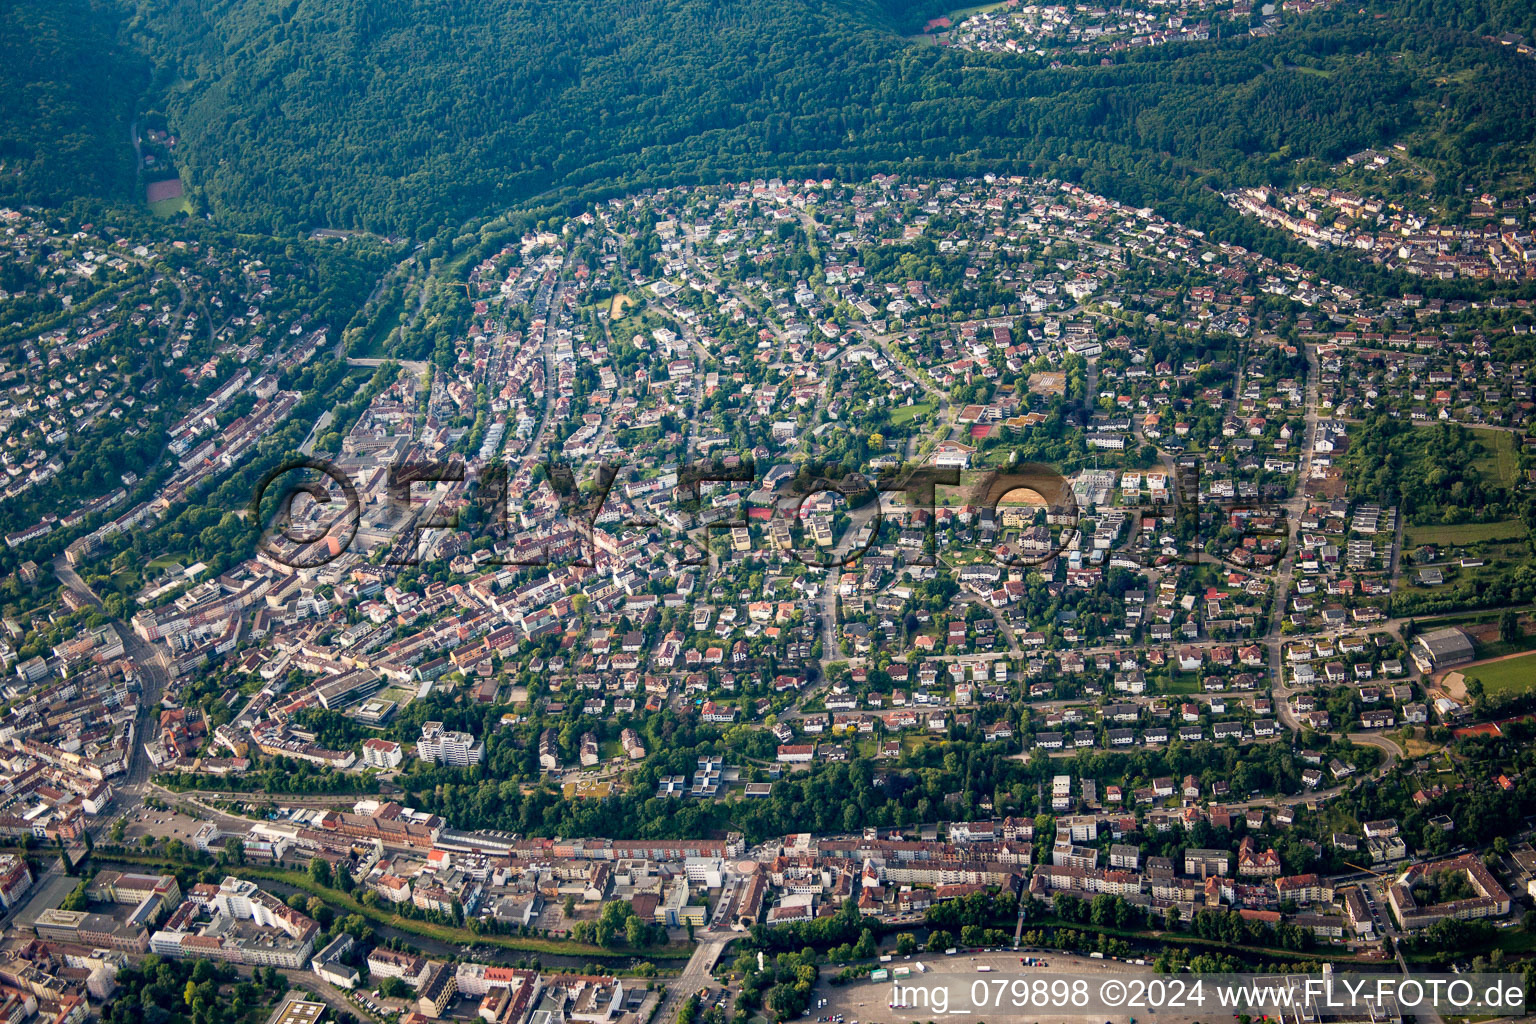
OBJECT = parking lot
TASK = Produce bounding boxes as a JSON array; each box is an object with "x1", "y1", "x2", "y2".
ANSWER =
[
  {"x1": 115, "y1": 805, "x2": 218, "y2": 845},
  {"x1": 812, "y1": 949, "x2": 1222, "y2": 1024}
]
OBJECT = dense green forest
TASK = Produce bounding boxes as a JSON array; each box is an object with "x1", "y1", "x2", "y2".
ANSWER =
[
  {"x1": 100, "y1": 955, "x2": 294, "y2": 1024},
  {"x1": 0, "y1": 0, "x2": 1516, "y2": 246},
  {"x1": 1341, "y1": 417, "x2": 1523, "y2": 525},
  {"x1": 0, "y1": 0, "x2": 143, "y2": 206},
  {"x1": 112, "y1": 0, "x2": 1437, "y2": 236},
  {"x1": 1365, "y1": 0, "x2": 1536, "y2": 45}
]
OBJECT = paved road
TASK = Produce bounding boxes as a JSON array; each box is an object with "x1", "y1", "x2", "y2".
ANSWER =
[
  {"x1": 1265, "y1": 337, "x2": 1323, "y2": 737},
  {"x1": 653, "y1": 934, "x2": 731, "y2": 1024},
  {"x1": 52, "y1": 554, "x2": 171, "y2": 790},
  {"x1": 954, "y1": 592, "x2": 1023, "y2": 655},
  {"x1": 299, "y1": 410, "x2": 335, "y2": 455},
  {"x1": 510, "y1": 269, "x2": 566, "y2": 464},
  {"x1": 345, "y1": 357, "x2": 428, "y2": 373},
  {"x1": 155, "y1": 788, "x2": 363, "y2": 808},
  {"x1": 806, "y1": 502, "x2": 887, "y2": 695},
  {"x1": 146, "y1": 783, "x2": 272, "y2": 832}
]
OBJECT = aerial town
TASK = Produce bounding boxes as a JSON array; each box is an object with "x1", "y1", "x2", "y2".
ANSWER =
[
  {"x1": 0, "y1": 170, "x2": 1534, "y2": 1024},
  {"x1": 928, "y1": 0, "x2": 1344, "y2": 58}
]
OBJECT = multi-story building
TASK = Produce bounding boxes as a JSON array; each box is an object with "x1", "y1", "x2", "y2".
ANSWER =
[
  {"x1": 415, "y1": 961, "x2": 458, "y2": 1018},
  {"x1": 362, "y1": 737, "x2": 404, "y2": 769},
  {"x1": 0, "y1": 854, "x2": 33, "y2": 909},
  {"x1": 1274, "y1": 873, "x2": 1334, "y2": 905},
  {"x1": 1183, "y1": 849, "x2": 1230, "y2": 877},
  {"x1": 417, "y1": 722, "x2": 483, "y2": 766},
  {"x1": 35, "y1": 908, "x2": 149, "y2": 953},
  {"x1": 311, "y1": 933, "x2": 360, "y2": 989},
  {"x1": 368, "y1": 948, "x2": 430, "y2": 987},
  {"x1": 1388, "y1": 855, "x2": 1510, "y2": 930},
  {"x1": 149, "y1": 876, "x2": 318, "y2": 969}
]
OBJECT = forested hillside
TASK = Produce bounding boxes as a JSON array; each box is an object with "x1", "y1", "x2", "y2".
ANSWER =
[
  {"x1": 0, "y1": 0, "x2": 143, "y2": 206},
  {"x1": 122, "y1": 0, "x2": 915, "y2": 232},
  {"x1": 1368, "y1": 0, "x2": 1536, "y2": 44},
  {"x1": 6, "y1": 0, "x2": 1534, "y2": 245},
  {"x1": 115, "y1": 0, "x2": 1533, "y2": 240}
]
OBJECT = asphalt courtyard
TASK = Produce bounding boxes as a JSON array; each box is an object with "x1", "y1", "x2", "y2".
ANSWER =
[{"x1": 813, "y1": 950, "x2": 1226, "y2": 1024}]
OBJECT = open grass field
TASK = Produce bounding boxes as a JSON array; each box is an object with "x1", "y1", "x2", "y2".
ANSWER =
[
  {"x1": 1469, "y1": 427, "x2": 1519, "y2": 487},
  {"x1": 355, "y1": 292, "x2": 405, "y2": 358},
  {"x1": 1461, "y1": 650, "x2": 1536, "y2": 698},
  {"x1": 889, "y1": 402, "x2": 933, "y2": 426},
  {"x1": 1161, "y1": 673, "x2": 1201, "y2": 694},
  {"x1": 609, "y1": 310, "x2": 653, "y2": 343},
  {"x1": 854, "y1": 732, "x2": 944, "y2": 757},
  {"x1": 1473, "y1": 539, "x2": 1531, "y2": 565},
  {"x1": 1405, "y1": 519, "x2": 1528, "y2": 547},
  {"x1": 942, "y1": 0, "x2": 1011, "y2": 21},
  {"x1": 149, "y1": 195, "x2": 192, "y2": 217}
]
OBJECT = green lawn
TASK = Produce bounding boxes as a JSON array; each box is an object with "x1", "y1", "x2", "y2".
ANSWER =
[
  {"x1": 1462, "y1": 650, "x2": 1536, "y2": 698},
  {"x1": 357, "y1": 295, "x2": 405, "y2": 358},
  {"x1": 1160, "y1": 673, "x2": 1201, "y2": 694},
  {"x1": 1469, "y1": 428, "x2": 1518, "y2": 487},
  {"x1": 890, "y1": 402, "x2": 933, "y2": 426},
  {"x1": 1405, "y1": 519, "x2": 1528, "y2": 547},
  {"x1": 149, "y1": 195, "x2": 192, "y2": 218},
  {"x1": 901, "y1": 733, "x2": 943, "y2": 753},
  {"x1": 1412, "y1": 605, "x2": 1536, "y2": 631},
  {"x1": 942, "y1": 0, "x2": 1011, "y2": 21}
]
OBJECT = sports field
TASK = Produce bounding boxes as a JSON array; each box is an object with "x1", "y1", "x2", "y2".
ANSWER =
[{"x1": 1460, "y1": 650, "x2": 1536, "y2": 698}]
